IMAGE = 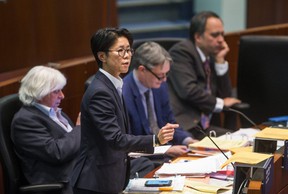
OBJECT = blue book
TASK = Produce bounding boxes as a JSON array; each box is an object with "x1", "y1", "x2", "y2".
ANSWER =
[{"x1": 268, "y1": 115, "x2": 288, "y2": 122}]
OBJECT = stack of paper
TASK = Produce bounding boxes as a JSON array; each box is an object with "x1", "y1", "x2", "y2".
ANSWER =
[
  {"x1": 184, "y1": 179, "x2": 232, "y2": 193},
  {"x1": 155, "y1": 152, "x2": 231, "y2": 177},
  {"x1": 254, "y1": 127, "x2": 288, "y2": 140},
  {"x1": 128, "y1": 145, "x2": 171, "y2": 157},
  {"x1": 218, "y1": 128, "x2": 260, "y2": 144},
  {"x1": 189, "y1": 137, "x2": 249, "y2": 152},
  {"x1": 123, "y1": 176, "x2": 185, "y2": 193},
  {"x1": 220, "y1": 151, "x2": 273, "y2": 169}
]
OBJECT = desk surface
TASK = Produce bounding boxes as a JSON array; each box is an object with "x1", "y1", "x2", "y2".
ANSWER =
[
  {"x1": 144, "y1": 154, "x2": 201, "y2": 178},
  {"x1": 143, "y1": 149, "x2": 288, "y2": 194},
  {"x1": 143, "y1": 154, "x2": 233, "y2": 193}
]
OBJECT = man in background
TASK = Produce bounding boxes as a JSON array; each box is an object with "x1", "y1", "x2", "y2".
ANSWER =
[{"x1": 167, "y1": 11, "x2": 241, "y2": 139}]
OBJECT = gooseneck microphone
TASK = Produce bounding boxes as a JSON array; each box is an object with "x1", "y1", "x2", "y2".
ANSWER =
[
  {"x1": 194, "y1": 103, "x2": 257, "y2": 170},
  {"x1": 195, "y1": 125, "x2": 235, "y2": 169},
  {"x1": 223, "y1": 103, "x2": 261, "y2": 130}
]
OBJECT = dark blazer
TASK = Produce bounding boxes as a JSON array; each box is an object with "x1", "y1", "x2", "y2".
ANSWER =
[
  {"x1": 123, "y1": 72, "x2": 191, "y2": 145},
  {"x1": 11, "y1": 106, "x2": 81, "y2": 185},
  {"x1": 71, "y1": 71, "x2": 154, "y2": 193},
  {"x1": 167, "y1": 39, "x2": 232, "y2": 132}
]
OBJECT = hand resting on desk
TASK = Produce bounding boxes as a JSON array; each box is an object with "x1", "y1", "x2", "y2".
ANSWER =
[{"x1": 165, "y1": 145, "x2": 189, "y2": 158}]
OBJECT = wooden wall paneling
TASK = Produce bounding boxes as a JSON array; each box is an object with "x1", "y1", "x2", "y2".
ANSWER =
[
  {"x1": 0, "y1": 68, "x2": 30, "y2": 97},
  {"x1": 57, "y1": 56, "x2": 98, "y2": 120},
  {"x1": 0, "y1": 0, "x2": 116, "y2": 192},
  {"x1": 0, "y1": 1, "x2": 36, "y2": 73},
  {"x1": 0, "y1": 0, "x2": 118, "y2": 74},
  {"x1": 247, "y1": 0, "x2": 288, "y2": 28},
  {"x1": 247, "y1": 0, "x2": 276, "y2": 28}
]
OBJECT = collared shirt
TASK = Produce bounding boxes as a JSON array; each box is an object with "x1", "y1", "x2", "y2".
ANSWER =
[
  {"x1": 101, "y1": 68, "x2": 158, "y2": 146},
  {"x1": 99, "y1": 68, "x2": 123, "y2": 97},
  {"x1": 196, "y1": 47, "x2": 224, "y2": 112},
  {"x1": 196, "y1": 47, "x2": 228, "y2": 76},
  {"x1": 34, "y1": 103, "x2": 72, "y2": 132},
  {"x1": 132, "y1": 70, "x2": 156, "y2": 120},
  {"x1": 133, "y1": 70, "x2": 194, "y2": 145}
]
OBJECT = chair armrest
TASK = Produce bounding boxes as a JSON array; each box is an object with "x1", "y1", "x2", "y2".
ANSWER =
[
  {"x1": 19, "y1": 183, "x2": 64, "y2": 193},
  {"x1": 231, "y1": 102, "x2": 250, "y2": 110}
]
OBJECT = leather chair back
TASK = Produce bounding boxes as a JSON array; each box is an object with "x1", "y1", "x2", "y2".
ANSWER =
[
  {"x1": 0, "y1": 94, "x2": 63, "y2": 194},
  {"x1": 132, "y1": 37, "x2": 185, "y2": 50},
  {"x1": 237, "y1": 35, "x2": 288, "y2": 124},
  {"x1": 0, "y1": 94, "x2": 23, "y2": 194}
]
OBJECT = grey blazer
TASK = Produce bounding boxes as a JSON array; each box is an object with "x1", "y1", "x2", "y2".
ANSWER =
[{"x1": 167, "y1": 39, "x2": 232, "y2": 131}]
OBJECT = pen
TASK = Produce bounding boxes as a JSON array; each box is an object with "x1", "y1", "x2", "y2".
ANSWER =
[{"x1": 158, "y1": 187, "x2": 173, "y2": 191}]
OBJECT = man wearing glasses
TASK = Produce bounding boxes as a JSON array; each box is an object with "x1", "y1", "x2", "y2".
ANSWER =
[{"x1": 122, "y1": 42, "x2": 197, "y2": 177}]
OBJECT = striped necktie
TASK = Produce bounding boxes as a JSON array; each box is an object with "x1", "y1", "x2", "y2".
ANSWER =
[
  {"x1": 201, "y1": 59, "x2": 211, "y2": 129},
  {"x1": 203, "y1": 58, "x2": 211, "y2": 94}
]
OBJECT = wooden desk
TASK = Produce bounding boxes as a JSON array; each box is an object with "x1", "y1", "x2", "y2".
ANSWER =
[
  {"x1": 247, "y1": 149, "x2": 288, "y2": 194},
  {"x1": 144, "y1": 150, "x2": 288, "y2": 194}
]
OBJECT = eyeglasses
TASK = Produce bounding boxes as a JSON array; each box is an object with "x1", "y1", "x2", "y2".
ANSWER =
[
  {"x1": 107, "y1": 48, "x2": 134, "y2": 58},
  {"x1": 144, "y1": 66, "x2": 169, "y2": 81}
]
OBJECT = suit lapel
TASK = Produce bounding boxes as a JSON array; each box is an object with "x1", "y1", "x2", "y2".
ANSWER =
[
  {"x1": 27, "y1": 106, "x2": 68, "y2": 133},
  {"x1": 121, "y1": 99, "x2": 130, "y2": 133},
  {"x1": 193, "y1": 46, "x2": 206, "y2": 78},
  {"x1": 97, "y1": 71, "x2": 129, "y2": 133}
]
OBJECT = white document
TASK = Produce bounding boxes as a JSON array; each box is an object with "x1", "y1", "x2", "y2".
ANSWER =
[
  {"x1": 218, "y1": 128, "x2": 260, "y2": 144},
  {"x1": 155, "y1": 152, "x2": 232, "y2": 176},
  {"x1": 123, "y1": 176, "x2": 185, "y2": 193},
  {"x1": 128, "y1": 145, "x2": 171, "y2": 157}
]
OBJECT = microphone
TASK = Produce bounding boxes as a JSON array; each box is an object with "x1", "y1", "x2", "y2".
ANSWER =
[
  {"x1": 193, "y1": 103, "x2": 257, "y2": 170},
  {"x1": 223, "y1": 103, "x2": 261, "y2": 130},
  {"x1": 195, "y1": 125, "x2": 235, "y2": 169}
]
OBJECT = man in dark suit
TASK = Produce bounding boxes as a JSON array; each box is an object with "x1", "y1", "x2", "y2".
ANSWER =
[
  {"x1": 123, "y1": 42, "x2": 197, "y2": 161},
  {"x1": 11, "y1": 65, "x2": 81, "y2": 194},
  {"x1": 167, "y1": 11, "x2": 241, "y2": 140},
  {"x1": 71, "y1": 28, "x2": 176, "y2": 194},
  {"x1": 123, "y1": 42, "x2": 198, "y2": 178}
]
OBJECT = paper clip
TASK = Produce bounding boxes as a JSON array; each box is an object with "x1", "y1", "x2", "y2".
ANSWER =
[{"x1": 209, "y1": 130, "x2": 217, "y2": 137}]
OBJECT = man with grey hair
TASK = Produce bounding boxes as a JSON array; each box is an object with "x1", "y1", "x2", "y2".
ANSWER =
[
  {"x1": 123, "y1": 42, "x2": 197, "y2": 177},
  {"x1": 11, "y1": 65, "x2": 81, "y2": 194}
]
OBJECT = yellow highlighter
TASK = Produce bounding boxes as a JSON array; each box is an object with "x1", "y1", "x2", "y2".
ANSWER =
[{"x1": 159, "y1": 187, "x2": 173, "y2": 191}]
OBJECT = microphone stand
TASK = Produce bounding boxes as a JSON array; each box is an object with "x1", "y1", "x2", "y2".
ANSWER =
[
  {"x1": 195, "y1": 125, "x2": 235, "y2": 169},
  {"x1": 223, "y1": 106, "x2": 261, "y2": 130}
]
